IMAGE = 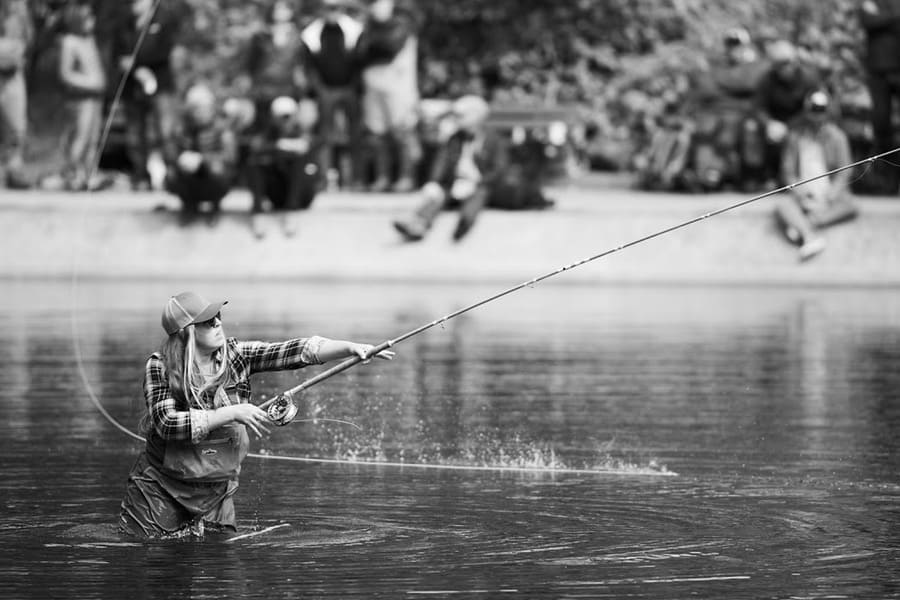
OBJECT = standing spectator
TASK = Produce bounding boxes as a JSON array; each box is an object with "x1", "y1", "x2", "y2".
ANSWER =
[
  {"x1": 164, "y1": 84, "x2": 237, "y2": 227},
  {"x1": 112, "y1": 0, "x2": 182, "y2": 191},
  {"x1": 357, "y1": 0, "x2": 421, "y2": 193},
  {"x1": 0, "y1": 0, "x2": 33, "y2": 189},
  {"x1": 300, "y1": 0, "x2": 364, "y2": 190},
  {"x1": 858, "y1": 0, "x2": 900, "y2": 194},
  {"x1": 755, "y1": 40, "x2": 821, "y2": 186},
  {"x1": 57, "y1": 1, "x2": 106, "y2": 191},
  {"x1": 246, "y1": 96, "x2": 322, "y2": 239},
  {"x1": 774, "y1": 91, "x2": 858, "y2": 261},
  {"x1": 392, "y1": 95, "x2": 502, "y2": 242},
  {"x1": 240, "y1": 0, "x2": 305, "y2": 137}
]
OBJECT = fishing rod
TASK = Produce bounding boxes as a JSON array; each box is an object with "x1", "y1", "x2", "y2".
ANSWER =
[{"x1": 262, "y1": 145, "x2": 900, "y2": 425}]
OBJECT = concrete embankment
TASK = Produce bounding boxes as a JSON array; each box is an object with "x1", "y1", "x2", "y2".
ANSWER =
[{"x1": 2, "y1": 179, "x2": 899, "y2": 286}]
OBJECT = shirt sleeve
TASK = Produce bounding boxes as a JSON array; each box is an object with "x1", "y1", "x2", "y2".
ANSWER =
[
  {"x1": 234, "y1": 336, "x2": 327, "y2": 374},
  {"x1": 144, "y1": 355, "x2": 204, "y2": 442}
]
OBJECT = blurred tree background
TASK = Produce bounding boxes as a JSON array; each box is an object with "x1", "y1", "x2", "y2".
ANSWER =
[{"x1": 25, "y1": 0, "x2": 870, "y2": 172}]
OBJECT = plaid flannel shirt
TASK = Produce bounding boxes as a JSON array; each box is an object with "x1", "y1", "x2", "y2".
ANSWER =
[{"x1": 144, "y1": 336, "x2": 326, "y2": 442}]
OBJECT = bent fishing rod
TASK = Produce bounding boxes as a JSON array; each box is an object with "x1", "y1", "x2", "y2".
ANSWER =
[{"x1": 262, "y1": 147, "x2": 900, "y2": 425}]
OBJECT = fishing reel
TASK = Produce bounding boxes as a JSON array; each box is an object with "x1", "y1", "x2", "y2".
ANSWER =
[{"x1": 266, "y1": 394, "x2": 298, "y2": 426}]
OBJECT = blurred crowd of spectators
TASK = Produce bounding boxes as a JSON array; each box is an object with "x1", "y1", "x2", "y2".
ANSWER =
[
  {"x1": 1, "y1": 0, "x2": 898, "y2": 234},
  {"x1": 2, "y1": 0, "x2": 561, "y2": 240}
]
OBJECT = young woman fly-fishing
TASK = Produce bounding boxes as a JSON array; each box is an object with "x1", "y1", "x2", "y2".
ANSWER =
[{"x1": 117, "y1": 291, "x2": 393, "y2": 538}]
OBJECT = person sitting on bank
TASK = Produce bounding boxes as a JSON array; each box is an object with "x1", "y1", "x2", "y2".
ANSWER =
[
  {"x1": 774, "y1": 90, "x2": 858, "y2": 261},
  {"x1": 118, "y1": 291, "x2": 394, "y2": 539},
  {"x1": 165, "y1": 84, "x2": 238, "y2": 227},
  {"x1": 392, "y1": 94, "x2": 501, "y2": 242},
  {"x1": 246, "y1": 96, "x2": 323, "y2": 238}
]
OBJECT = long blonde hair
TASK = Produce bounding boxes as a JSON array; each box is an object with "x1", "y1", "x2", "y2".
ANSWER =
[{"x1": 139, "y1": 325, "x2": 230, "y2": 434}]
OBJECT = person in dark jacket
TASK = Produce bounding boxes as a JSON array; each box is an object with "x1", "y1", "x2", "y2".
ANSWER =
[
  {"x1": 391, "y1": 95, "x2": 505, "y2": 242},
  {"x1": 165, "y1": 84, "x2": 237, "y2": 227},
  {"x1": 859, "y1": 0, "x2": 900, "y2": 194},
  {"x1": 299, "y1": 0, "x2": 364, "y2": 190},
  {"x1": 118, "y1": 291, "x2": 393, "y2": 539},
  {"x1": 755, "y1": 39, "x2": 822, "y2": 185},
  {"x1": 112, "y1": 0, "x2": 183, "y2": 190}
]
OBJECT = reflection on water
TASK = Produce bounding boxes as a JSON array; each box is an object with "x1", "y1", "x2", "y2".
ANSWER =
[{"x1": 0, "y1": 281, "x2": 898, "y2": 598}]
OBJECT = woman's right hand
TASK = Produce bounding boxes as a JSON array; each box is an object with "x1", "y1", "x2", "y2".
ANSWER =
[{"x1": 227, "y1": 404, "x2": 271, "y2": 438}]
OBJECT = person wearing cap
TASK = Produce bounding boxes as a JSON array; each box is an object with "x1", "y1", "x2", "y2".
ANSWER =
[
  {"x1": 119, "y1": 292, "x2": 394, "y2": 538},
  {"x1": 755, "y1": 39, "x2": 822, "y2": 186},
  {"x1": 774, "y1": 90, "x2": 858, "y2": 261},
  {"x1": 391, "y1": 94, "x2": 506, "y2": 242},
  {"x1": 164, "y1": 83, "x2": 238, "y2": 227},
  {"x1": 240, "y1": 1, "x2": 306, "y2": 136},
  {"x1": 245, "y1": 95, "x2": 323, "y2": 238}
]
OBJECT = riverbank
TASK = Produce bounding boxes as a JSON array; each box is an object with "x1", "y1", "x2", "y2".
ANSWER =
[{"x1": 2, "y1": 175, "x2": 899, "y2": 286}]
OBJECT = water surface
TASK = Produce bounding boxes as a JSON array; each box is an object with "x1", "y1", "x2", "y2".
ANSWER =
[{"x1": 1, "y1": 280, "x2": 898, "y2": 598}]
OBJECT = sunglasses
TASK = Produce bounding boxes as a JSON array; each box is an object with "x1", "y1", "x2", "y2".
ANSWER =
[{"x1": 196, "y1": 313, "x2": 221, "y2": 328}]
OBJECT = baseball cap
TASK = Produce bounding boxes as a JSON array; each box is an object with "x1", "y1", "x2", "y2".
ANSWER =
[
  {"x1": 805, "y1": 90, "x2": 831, "y2": 112},
  {"x1": 161, "y1": 292, "x2": 228, "y2": 335},
  {"x1": 724, "y1": 27, "x2": 751, "y2": 47}
]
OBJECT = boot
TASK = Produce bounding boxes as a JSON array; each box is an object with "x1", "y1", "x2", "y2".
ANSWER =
[
  {"x1": 369, "y1": 135, "x2": 392, "y2": 192},
  {"x1": 393, "y1": 197, "x2": 442, "y2": 242},
  {"x1": 5, "y1": 169, "x2": 32, "y2": 190},
  {"x1": 453, "y1": 191, "x2": 485, "y2": 241},
  {"x1": 392, "y1": 132, "x2": 420, "y2": 193}
]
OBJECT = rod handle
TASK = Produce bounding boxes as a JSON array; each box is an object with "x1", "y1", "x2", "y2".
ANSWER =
[{"x1": 258, "y1": 340, "x2": 393, "y2": 410}]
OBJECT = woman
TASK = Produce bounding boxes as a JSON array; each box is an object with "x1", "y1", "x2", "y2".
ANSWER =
[{"x1": 119, "y1": 291, "x2": 394, "y2": 538}]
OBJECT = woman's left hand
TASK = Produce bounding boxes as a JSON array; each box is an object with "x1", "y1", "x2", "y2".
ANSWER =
[{"x1": 350, "y1": 343, "x2": 395, "y2": 363}]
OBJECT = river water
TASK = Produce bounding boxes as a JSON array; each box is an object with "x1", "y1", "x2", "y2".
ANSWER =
[{"x1": 0, "y1": 280, "x2": 898, "y2": 598}]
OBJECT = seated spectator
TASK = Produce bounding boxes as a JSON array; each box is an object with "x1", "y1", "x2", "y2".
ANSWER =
[
  {"x1": 246, "y1": 96, "x2": 322, "y2": 238},
  {"x1": 633, "y1": 92, "x2": 695, "y2": 191},
  {"x1": 392, "y1": 95, "x2": 550, "y2": 243},
  {"x1": 774, "y1": 90, "x2": 858, "y2": 261},
  {"x1": 755, "y1": 39, "x2": 820, "y2": 186},
  {"x1": 0, "y1": 0, "x2": 33, "y2": 189},
  {"x1": 57, "y1": 1, "x2": 106, "y2": 191},
  {"x1": 688, "y1": 27, "x2": 770, "y2": 191},
  {"x1": 164, "y1": 84, "x2": 238, "y2": 227},
  {"x1": 357, "y1": 0, "x2": 421, "y2": 192},
  {"x1": 300, "y1": 0, "x2": 364, "y2": 190}
]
